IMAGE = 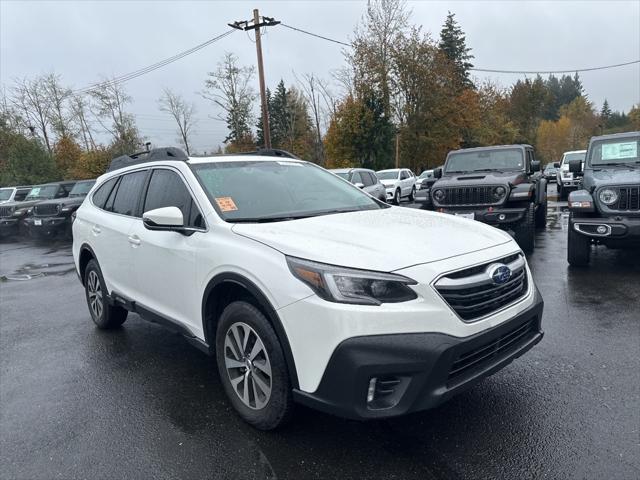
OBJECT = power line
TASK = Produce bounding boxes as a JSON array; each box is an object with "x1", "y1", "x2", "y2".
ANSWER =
[
  {"x1": 71, "y1": 29, "x2": 236, "y2": 96},
  {"x1": 279, "y1": 22, "x2": 640, "y2": 75}
]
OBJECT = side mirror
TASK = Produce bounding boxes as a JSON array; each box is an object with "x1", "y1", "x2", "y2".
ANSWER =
[
  {"x1": 569, "y1": 160, "x2": 583, "y2": 175},
  {"x1": 143, "y1": 206, "x2": 185, "y2": 231},
  {"x1": 354, "y1": 182, "x2": 365, "y2": 189},
  {"x1": 531, "y1": 160, "x2": 541, "y2": 173},
  {"x1": 434, "y1": 167, "x2": 443, "y2": 179},
  {"x1": 553, "y1": 162, "x2": 561, "y2": 168}
]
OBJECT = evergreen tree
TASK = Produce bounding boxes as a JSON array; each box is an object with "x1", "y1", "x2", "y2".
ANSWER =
[
  {"x1": 438, "y1": 11, "x2": 474, "y2": 88},
  {"x1": 270, "y1": 80, "x2": 289, "y2": 148},
  {"x1": 600, "y1": 99, "x2": 612, "y2": 127}
]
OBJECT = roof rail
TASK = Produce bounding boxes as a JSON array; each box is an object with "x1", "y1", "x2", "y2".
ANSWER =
[
  {"x1": 107, "y1": 147, "x2": 188, "y2": 172},
  {"x1": 224, "y1": 148, "x2": 300, "y2": 160}
]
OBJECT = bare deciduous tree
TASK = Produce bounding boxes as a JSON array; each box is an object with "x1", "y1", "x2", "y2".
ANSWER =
[
  {"x1": 43, "y1": 73, "x2": 73, "y2": 139},
  {"x1": 294, "y1": 72, "x2": 328, "y2": 165},
  {"x1": 70, "y1": 94, "x2": 96, "y2": 151},
  {"x1": 158, "y1": 88, "x2": 197, "y2": 155},
  {"x1": 11, "y1": 76, "x2": 53, "y2": 153}
]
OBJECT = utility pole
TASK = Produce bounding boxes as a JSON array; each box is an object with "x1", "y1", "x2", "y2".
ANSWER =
[
  {"x1": 229, "y1": 11, "x2": 280, "y2": 150},
  {"x1": 395, "y1": 131, "x2": 400, "y2": 168}
]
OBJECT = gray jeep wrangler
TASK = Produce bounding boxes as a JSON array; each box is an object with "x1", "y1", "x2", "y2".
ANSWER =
[
  {"x1": 567, "y1": 131, "x2": 640, "y2": 266},
  {"x1": 432, "y1": 144, "x2": 547, "y2": 252}
]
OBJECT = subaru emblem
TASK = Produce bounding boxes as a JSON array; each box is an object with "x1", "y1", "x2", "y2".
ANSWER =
[{"x1": 488, "y1": 263, "x2": 512, "y2": 285}]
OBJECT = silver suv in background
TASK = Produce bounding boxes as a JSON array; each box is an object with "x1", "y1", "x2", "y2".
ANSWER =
[
  {"x1": 557, "y1": 150, "x2": 586, "y2": 200},
  {"x1": 376, "y1": 168, "x2": 417, "y2": 204},
  {"x1": 0, "y1": 186, "x2": 31, "y2": 204},
  {"x1": 330, "y1": 168, "x2": 386, "y2": 202}
]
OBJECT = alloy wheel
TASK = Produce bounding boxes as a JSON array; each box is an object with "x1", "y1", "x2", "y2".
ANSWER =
[
  {"x1": 87, "y1": 270, "x2": 103, "y2": 319},
  {"x1": 224, "y1": 322, "x2": 272, "y2": 410}
]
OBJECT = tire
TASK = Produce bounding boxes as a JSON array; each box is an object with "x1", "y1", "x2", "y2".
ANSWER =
[
  {"x1": 535, "y1": 199, "x2": 547, "y2": 229},
  {"x1": 558, "y1": 184, "x2": 567, "y2": 200},
  {"x1": 408, "y1": 186, "x2": 416, "y2": 202},
  {"x1": 393, "y1": 188, "x2": 401, "y2": 205},
  {"x1": 215, "y1": 301, "x2": 293, "y2": 430},
  {"x1": 567, "y1": 219, "x2": 591, "y2": 266},
  {"x1": 514, "y1": 203, "x2": 535, "y2": 253},
  {"x1": 84, "y1": 259, "x2": 128, "y2": 329}
]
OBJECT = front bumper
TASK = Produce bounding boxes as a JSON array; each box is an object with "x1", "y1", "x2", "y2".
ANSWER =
[
  {"x1": 23, "y1": 216, "x2": 69, "y2": 237},
  {"x1": 436, "y1": 206, "x2": 527, "y2": 226},
  {"x1": 294, "y1": 288, "x2": 544, "y2": 419},
  {"x1": 570, "y1": 215, "x2": 640, "y2": 247},
  {"x1": 0, "y1": 218, "x2": 20, "y2": 236},
  {"x1": 559, "y1": 178, "x2": 580, "y2": 188},
  {"x1": 414, "y1": 188, "x2": 431, "y2": 203}
]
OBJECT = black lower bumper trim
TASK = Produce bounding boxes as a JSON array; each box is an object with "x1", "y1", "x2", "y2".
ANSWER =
[{"x1": 293, "y1": 288, "x2": 544, "y2": 420}]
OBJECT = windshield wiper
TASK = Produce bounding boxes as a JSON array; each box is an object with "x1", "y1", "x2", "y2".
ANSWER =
[
  {"x1": 228, "y1": 207, "x2": 374, "y2": 223},
  {"x1": 470, "y1": 168, "x2": 506, "y2": 173}
]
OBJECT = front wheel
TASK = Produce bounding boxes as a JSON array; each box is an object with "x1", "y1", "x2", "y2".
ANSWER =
[
  {"x1": 216, "y1": 301, "x2": 293, "y2": 430},
  {"x1": 558, "y1": 184, "x2": 567, "y2": 200},
  {"x1": 567, "y1": 221, "x2": 591, "y2": 266},
  {"x1": 513, "y1": 203, "x2": 535, "y2": 253},
  {"x1": 393, "y1": 188, "x2": 401, "y2": 205},
  {"x1": 535, "y1": 199, "x2": 547, "y2": 229},
  {"x1": 408, "y1": 186, "x2": 416, "y2": 202}
]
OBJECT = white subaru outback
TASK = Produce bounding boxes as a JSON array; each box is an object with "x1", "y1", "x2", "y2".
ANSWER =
[{"x1": 73, "y1": 148, "x2": 544, "y2": 430}]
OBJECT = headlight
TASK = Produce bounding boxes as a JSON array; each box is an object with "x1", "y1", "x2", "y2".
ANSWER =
[
  {"x1": 492, "y1": 186, "x2": 507, "y2": 201},
  {"x1": 287, "y1": 257, "x2": 418, "y2": 306},
  {"x1": 433, "y1": 189, "x2": 445, "y2": 202},
  {"x1": 61, "y1": 206, "x2": 74, "y2": 212},
  {"x1": 599, "y1": 189, "x2": 618, "y2": 205}
]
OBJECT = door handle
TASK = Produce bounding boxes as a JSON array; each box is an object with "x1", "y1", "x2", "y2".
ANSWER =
[
  {"x1": 128, "y1": 235, "x2": 141, "y2": 247},
  {"x1": 91, "y1": 226, "x2": 101, "y2": 235}
]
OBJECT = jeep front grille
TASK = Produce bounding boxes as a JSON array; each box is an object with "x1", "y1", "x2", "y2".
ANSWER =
[
  {"x1": 434, "y1": 253, "x2": 529, "y2": 321},
  {"x1": 34, "y1": 204, "x2": 60, "y2": 216},
  {"x1": 612, "y1": 186, "x2": 640, "y2": 211},
  {"x1": 435, "y1": 186, "x2": 499, "y2": 206},
  {"x1": 0, "y1": 206, "x2": 14, "y2": 218}
]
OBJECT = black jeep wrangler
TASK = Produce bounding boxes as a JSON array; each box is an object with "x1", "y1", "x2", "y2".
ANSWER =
[
  {"x1": 567, "y1": 131, "x2": 639, "y2": 266},
  {"x1": 23, "y1": 179, "x2": 95, "y2": 239},
  {"x1": 431, "y1": 144, "x2": 547, "y2": 252},
  {"x1": 0, "y1": 181, "x2": 76, "y2": 238}
]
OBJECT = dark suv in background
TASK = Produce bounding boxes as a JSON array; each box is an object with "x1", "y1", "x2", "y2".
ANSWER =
[
  {"x1": 24, "y1": 179, "x2": 95, "y2": 239},
  {"x1": 431, "y1": 144, "x2": 546, "y2": 252},
  {"x1": 0, "y1": 181, "x2": 76, "y2": 238},
  {"x1": 567, "y1": 131, "x2": 639, "y2": 265}
]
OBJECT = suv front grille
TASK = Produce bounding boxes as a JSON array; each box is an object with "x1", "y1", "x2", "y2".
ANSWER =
[
  {"x1": 436, "y1": 186, "x2": 498, "y2": 206},
  {"x1": 613, "y1": 186, "x2": 640, "y2": 211},
  {"x1": 34, "y1": 204, "x2": 59, "y2": 216},
  {"x1": 0, "y1": 206, "x2": 14, "y2": 218},
  {"x1": 434, "y1": 253, "x2": 529, "y2": 321},
  {"x1": 448, "y1": 319, "x2": 537, "y2": 382}
]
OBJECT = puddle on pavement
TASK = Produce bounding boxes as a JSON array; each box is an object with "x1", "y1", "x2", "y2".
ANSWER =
[{"x1": 0, "y1": 262, "x2": 76, "y2": 282}]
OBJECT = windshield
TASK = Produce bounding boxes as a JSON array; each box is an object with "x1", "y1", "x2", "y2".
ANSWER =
[
  {"x1": 69, "y1": 180, "x2": 95, "y2": 197},
  {"x1": 26, "y1": 184, "x2": 58, "y2": 200},
  {"x1": 377, "y1": 170, "x2": 399, "y2": 180},
  {"x1": 192, "y1": 161, "x2": 386, "y2": 222},
  {"x1": 562, "y1": 152, "x2": 586, "y2": 165},
  {"x1": 445, "y1": 148, "x2": 524, "y2": 172},
  {"x1": 0, "y1": 189, "x2": 12, "y2": 201},
  {"x1": 588, "y1": 138, "x2": 639, "y2": 167}
]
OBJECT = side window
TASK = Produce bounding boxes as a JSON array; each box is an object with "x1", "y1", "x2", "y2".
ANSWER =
[
  {"x1": 143, "y1": 169, "x2": 204, "y2": 228},
  {"x1": 361, "y1": 172, "x2": 374, "y2": 187},
  {"x1": 111, "y1": 171, "x2": 147, "y2": 217},
  {"x1": 370, "y1": 172, "x2": 380, "y2": 184},
  {"x1": 92, "y1": 178, "x2": 118, "y2": 209},
  {"x1": 14, "y1": 189, "x2": 29, "y2": 201},
  {"x1": 350, "y1": 171, "x2": 363, "y2": 185},
  {"x1": 400, "y1": 171, "x2": 408, "y2": 180}
]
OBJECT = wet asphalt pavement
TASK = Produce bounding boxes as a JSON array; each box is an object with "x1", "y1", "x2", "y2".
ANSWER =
[{"x1": 1, "y1": 184, "x2": 639, "y2": 480}]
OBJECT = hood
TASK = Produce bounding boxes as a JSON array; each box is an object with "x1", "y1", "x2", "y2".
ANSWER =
[
  {"x1": 232, "y1": 207, "x2": 512, "y2": 272},
  {"x1": 379, "y1": 179, "x2": 398, "y2": 187},
  {"x1": 0, "y1": 199, "x2": 43, "y2": 209},
  {"x1": 434, "y1": 170, "x2": 526, "y2": 188},
  {"x1": 584, "y1": 167, "x2": 640, "y2": 191},
  {"x1": 34, "y1": 196, "x2": 85, "y2": 209}
]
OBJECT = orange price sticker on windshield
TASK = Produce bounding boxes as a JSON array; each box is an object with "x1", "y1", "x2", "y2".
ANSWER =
[{"x1": 215, "y1": 197, "x2": 238, "y2": 212}]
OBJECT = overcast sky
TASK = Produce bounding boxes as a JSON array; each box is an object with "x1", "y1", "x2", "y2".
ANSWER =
[{"x1": 2, "y1": 0, "x2": 639, "y2": 153}]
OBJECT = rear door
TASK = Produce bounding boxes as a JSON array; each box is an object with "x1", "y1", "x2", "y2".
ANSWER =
[
  {"x1": 128, "y1": 168, "x2": 206, "y2": 333},
  {"x1": 88, "y1": 170, "x2": 147, "y2": 296}
]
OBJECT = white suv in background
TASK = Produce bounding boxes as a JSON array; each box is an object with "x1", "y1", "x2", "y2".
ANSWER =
[
  {"x1": 73, "y1": 148, "x2": 544, "y2": 430},
  {"x1": 557, "y1": 150, "x2": 586, "y2": 200},
  {"x1": 376, "y1": 168, "x2": 417, "y2": 204}
]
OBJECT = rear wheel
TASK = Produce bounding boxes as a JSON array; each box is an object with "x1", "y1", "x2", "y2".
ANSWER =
[
  {"x1": 84, "y1": 259, "x2": 128, "y2": 329},
  {"x1": 215, "y1": 301, "x2": 293, "y2": 430},
  {"x1": 514, "y1": 203, "x2": 535, "y2": 253},
  {"x1": 567, "y1": 219, "x2": 591, "y2": 266}
]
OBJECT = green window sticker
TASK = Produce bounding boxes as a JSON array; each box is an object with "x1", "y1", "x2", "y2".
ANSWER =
[{"x1": 602, "y1": 142, "x2": 637, "y2": 160}]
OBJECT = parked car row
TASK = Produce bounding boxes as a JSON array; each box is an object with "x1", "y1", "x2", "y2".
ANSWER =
[{"x1": 0, "y1": 179, "x2": 95, "y2": 240}]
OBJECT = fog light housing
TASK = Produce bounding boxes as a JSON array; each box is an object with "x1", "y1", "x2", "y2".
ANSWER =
[
  {"x1": 596, "y1": 225, "x2": 608, "y2": 234},
  {"x1": 367, "y1": 378, "x2": 377, "y2": 403},
  {"x1": 498, "y1": 213, "x2": 506, "y2": 221}
]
